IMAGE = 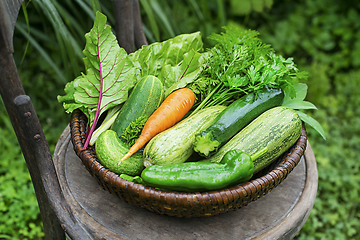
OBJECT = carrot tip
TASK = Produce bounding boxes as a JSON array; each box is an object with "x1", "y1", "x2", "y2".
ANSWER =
[{"x1": 120, "y1": 152, "x2": 132, "y2": 163}]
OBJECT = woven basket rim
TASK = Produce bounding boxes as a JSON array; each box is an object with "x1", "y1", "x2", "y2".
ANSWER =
[{"x1": 69, "y1": 109, "x2": 307, "y2": 217}]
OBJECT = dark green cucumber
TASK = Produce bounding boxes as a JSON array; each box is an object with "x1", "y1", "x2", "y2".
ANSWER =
[
  {"x1": 111, "y1": 75, "x2": 164, "y2": 140},
  {"x1": 203, "y1": 106, "x2": 302, "y2": 174},
  {"x1": 143, "y1": 105, "x2": 226, "y2": 167},
  {"x1": 193, "y1": 87, "x2": 284, "y2": 157},
  {"x1": 95, "y1": 130, "x2": 144, "y2": 176}
]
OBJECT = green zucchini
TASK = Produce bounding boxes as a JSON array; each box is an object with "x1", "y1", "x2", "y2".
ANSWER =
[
  {"x1": 203, "y1": 106, "x2": 302, "y2": 174},
  {"x1": 111, "y1": 75, "x2": 164, "y2": 140},
  {"x1": 193, "y1": 87, "x2": 284, "y2": 157},
  {"x1": 95, "y1": 130, "x2": 144, "y2": 176},
  {"x1": 143, "y1": 105, "x2": 227, "y2": 167}
]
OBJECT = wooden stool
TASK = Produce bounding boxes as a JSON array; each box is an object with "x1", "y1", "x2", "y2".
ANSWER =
[{"x1": 54, "y1": 125, "x2": 318, "y2": 240}]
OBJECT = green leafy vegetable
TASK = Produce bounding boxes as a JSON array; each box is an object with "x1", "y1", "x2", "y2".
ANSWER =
[
  {"x1": 128, "y1": 32, "x2": 204, "y2": 96},
  {"x1": 89, "y1": 105, "x2": 121, "y2": 146},
  {"x1": 57, "y1": 12, "x2": 137, "y2": 148},
  {"x1": 58, "y1": 16, "x2": 205, "y2": 147},
  {"x1": 188, "y1": 25, "x2": 307, "y2": 115},
  {"x1": 282, "y1": 83, "x2": 326, "y2": 139},
  {"x1": 121, "y1": 116, "x2": 148, "y2": 147},
  {"x1": 161, "y1": 50, "x2": 204, "y2": 96}
]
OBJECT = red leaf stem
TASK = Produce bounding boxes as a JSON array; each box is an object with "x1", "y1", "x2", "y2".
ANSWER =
[{"x1": 83, "y1": 37, "x2": 104, "y2": 149}]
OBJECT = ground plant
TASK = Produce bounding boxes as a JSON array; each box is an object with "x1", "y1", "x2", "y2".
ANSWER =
[{"x1": 1, "y1": 0, "x2": 359, "y2": 239}]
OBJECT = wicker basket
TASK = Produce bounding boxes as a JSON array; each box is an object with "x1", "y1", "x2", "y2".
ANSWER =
[{"x1": 70, "y1": 109, "x2": 307, "y2": 218}]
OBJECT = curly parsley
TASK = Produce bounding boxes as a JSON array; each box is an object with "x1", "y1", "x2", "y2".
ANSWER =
[{"x1": 121, "y1": 116, "x2": 148, "y2": 147}]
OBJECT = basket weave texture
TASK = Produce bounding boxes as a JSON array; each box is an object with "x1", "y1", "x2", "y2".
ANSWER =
[{"x1": 70, "y1": 109, "x2": 307, "y2": 218}]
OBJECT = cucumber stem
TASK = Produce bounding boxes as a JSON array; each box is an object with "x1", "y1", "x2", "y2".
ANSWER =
[
  {"x1": 250, "y1": 147, "x2": 268, "y2": 161},
  {"x1": 193, "y1": 132, "x2": 220, "y2": 157}
]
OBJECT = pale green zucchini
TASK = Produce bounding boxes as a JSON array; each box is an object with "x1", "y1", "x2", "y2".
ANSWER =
[
  {"x1": 204, "y1": 106, "x2": 302, "y2": 173},
  {"x1": 143, "y1": 105, "x2": 227, "y2": 167}
]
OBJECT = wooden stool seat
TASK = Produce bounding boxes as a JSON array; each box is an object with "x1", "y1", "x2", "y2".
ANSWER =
[{"x1": 53, "y1": 125, "x2": 318, "y2": 240}]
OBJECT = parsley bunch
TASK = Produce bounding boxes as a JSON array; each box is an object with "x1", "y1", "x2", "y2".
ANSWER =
[
  {"x1": 189, "y1": 25, "x2": 307, "y2": 114},
  {"x1": 121, "y1": 116, "x2": 148, "y2": 147}
]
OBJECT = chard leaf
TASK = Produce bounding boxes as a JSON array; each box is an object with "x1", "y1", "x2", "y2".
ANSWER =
[
  {"x1": 297, "y1": 111, "x2": 326, "y2": 140},
  {"x1": 57, "y1": 12, "x2": 136, "y2": 148},
  {"x1": 82, "y1": 12, "x2": 135, "y2": 122},
  {"x1": 58, "y1": 12, "x2": 136, "y2": 122}
]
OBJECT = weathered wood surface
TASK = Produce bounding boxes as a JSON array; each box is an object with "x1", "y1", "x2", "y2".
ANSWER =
[
  {"x1": 0, "y1": 1, "x2": 66, "y2": 239},
  {"x1": 114, "y1": 0, "x2": 148, "y2": 53},
  {"x1": 53, "y1": 125, "x2": 318, "y2": 240},
  {"x1": 0, "y1": 0, "x2": 139, "y2": 238},
  {"x1": 0, "y1": 0, "x2": 23, "y2": 52},
  {"x1": 132, "y1": 0, "x2": 148, "y2": 48}
]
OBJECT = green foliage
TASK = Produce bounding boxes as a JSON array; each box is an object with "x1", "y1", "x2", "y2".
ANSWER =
[
  {"x1": 2, "y1": 0, "x2": 359, "y2": 239},
  {"x1": 0, "y1": 101, "x2": 44, "y2": 239},
  {"x1": 189, "y1": 26, "x2": 307, "y2": 116},
  {"x1": 2, "y1": 2, "x2": 70, "y2": 236},
  {"x1": 121, "y1": 116, "x2": 148, "y2": 147},
  {"x1": 230, "y1": 0, "x2": 274, "y2": 16},
  {"x1": 243, "y1": 0, "x2": 360, "y2": 238},
  {"x1": 139, "y1": 0, "x2": 228, "y2": 47},
  {"x1": 295, "y1": 70, "x2": 360, "y2": 240}
]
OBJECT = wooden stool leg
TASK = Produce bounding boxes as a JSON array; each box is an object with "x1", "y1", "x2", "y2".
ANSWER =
[
  {"x1": 114, "y1": 0, "x2": 135, "y2": 53},
  {"x1": 1, "y1": 1, "x2": 65, "y2": 238},
  {"x1": 13, "y1": 95, "x2": 66, "y2": 240},
  {"x1": 133, "y1": 0, "x2": 148, "y2": 48},
  {"x1": 113, "y1": 0, "x2": 148, "y2": 53}
]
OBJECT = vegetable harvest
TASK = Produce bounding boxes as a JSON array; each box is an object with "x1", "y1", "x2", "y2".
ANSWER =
[
  {"x1": 203, "y1": 106, "x2": 303, "y2": 174},
  {"x1": 193, "y1": 87, "x2": 284, "y2": 157},
  {"x1": 141, "y1": 148, "x2": 267, "y2": 192},
  {"x1": 58, "y1": 11, "x2": 325, "y2": 193},
  {"x1": 143, "y1": 105, "x2": 226, "y2": 167},
  {"x1": 111, "y1": 75, "x2": 164, "y2": 142},
  {"x1": 120, "y1": 87, "x2": 195, "y2": 162}
]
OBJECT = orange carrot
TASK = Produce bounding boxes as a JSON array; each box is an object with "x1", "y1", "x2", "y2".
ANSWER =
[{"x1": 120, "y1": 88, "x2": 195, "y2": 162}]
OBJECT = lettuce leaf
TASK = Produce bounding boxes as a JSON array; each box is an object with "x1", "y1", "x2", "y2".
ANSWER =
[
  {"x1": 160, "y1": 50, "x2": 204, "y2": 96},
  {"x1": 128, "y1": 32, "x2": 204, "y2": 96}
]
